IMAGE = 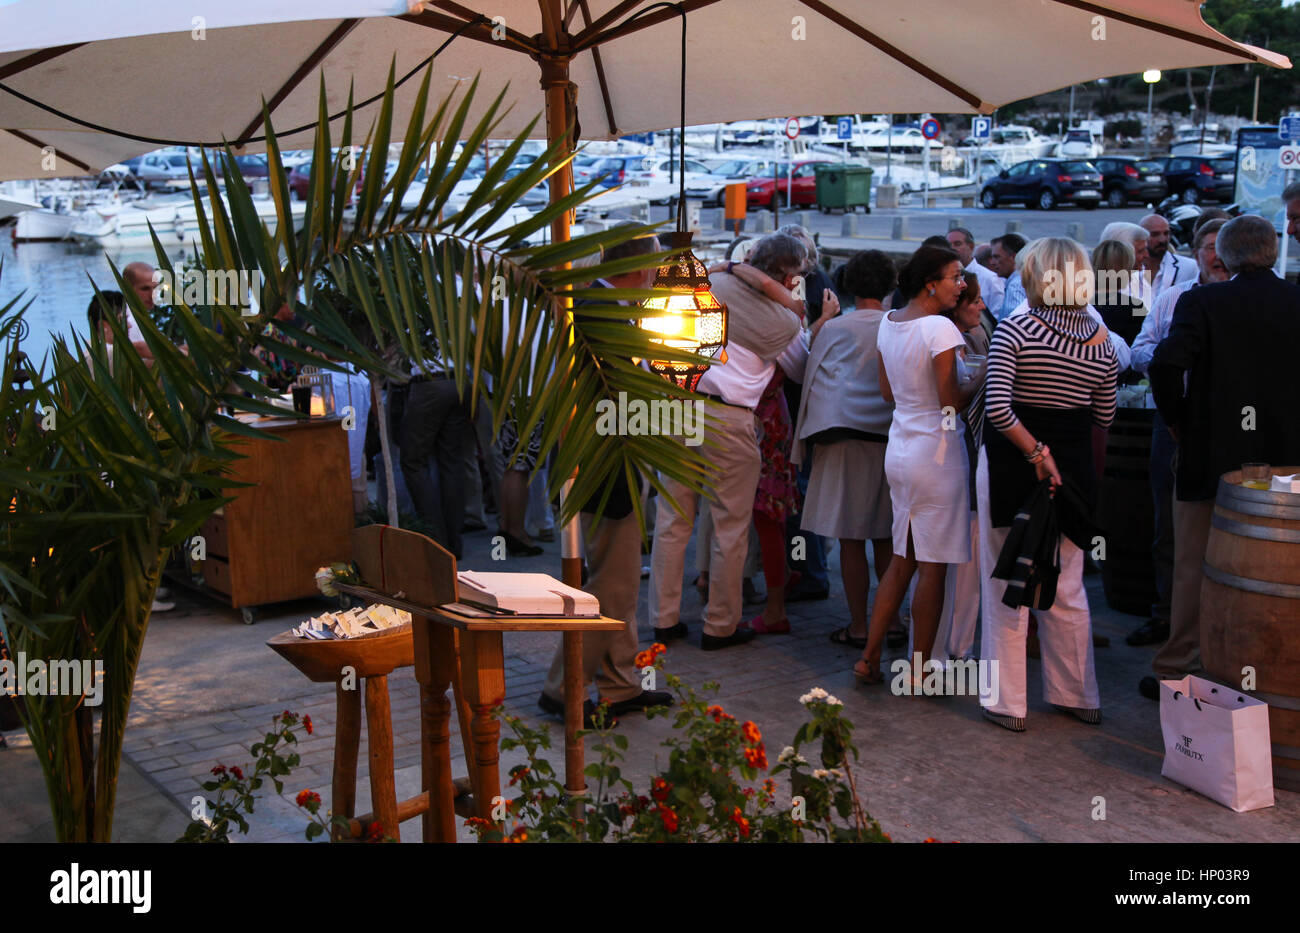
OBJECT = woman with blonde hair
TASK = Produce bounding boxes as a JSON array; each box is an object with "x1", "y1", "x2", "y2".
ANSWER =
[{"x1": 976, "y1": 237, "x2": 1118, "y2": 732}]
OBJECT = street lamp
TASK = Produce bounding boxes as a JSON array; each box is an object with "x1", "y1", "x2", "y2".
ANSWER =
[{"x1": 1143, "y1": 69, "x2": 1161, "y2": 158}]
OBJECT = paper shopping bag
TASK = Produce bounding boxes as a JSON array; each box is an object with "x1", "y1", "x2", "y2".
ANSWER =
[{"x1": 1159, "y1": 675, "x2": 1274, "y2": 812}]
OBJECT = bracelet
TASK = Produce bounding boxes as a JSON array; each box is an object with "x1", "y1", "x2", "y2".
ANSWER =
[
  {"x1": 1024, "y1": 441, "x2": 1046, "y2": 464},
  {"x1": 727, "y1": 261, "x2": 736, "y2": 275}
]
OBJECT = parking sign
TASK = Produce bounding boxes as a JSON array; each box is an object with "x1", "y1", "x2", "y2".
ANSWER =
[
  {"x1": 837, "y1": 116, "x2": 853, "y2": 140},
  {"x1": 972, "y1": 117, "x2": 991, "y2": 140}
]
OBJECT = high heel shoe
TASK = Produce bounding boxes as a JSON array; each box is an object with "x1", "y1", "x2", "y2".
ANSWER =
[{"x1": 498, "y1": 530, "x2": 544, "y2": 557}]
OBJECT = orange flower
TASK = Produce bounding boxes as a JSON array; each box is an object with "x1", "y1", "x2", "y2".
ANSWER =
[
  {"x1": 657, "y1": 806, "x2": 679, "y2": 833},
  {"x1": 302, "y1": 714, "x2": 313, "y2": 735},
  {"x1": 651, "y1": 777, "x2": 673, "y2": 802},
  {"x1": 706, "y1": 705, "x2": 724, "y2": 722},
  {"x1": 762, "y1": 778, "x2": 777, "y2": 797},
  {"x1": 507, "y1": 826, "x2": 529, "y2": 843},
  {"x1": 508, "y1": 765, "x2": 530, "y2": 787},
  {"x1": 731, "y1": 807, "x2": 751, "y2": 839},
  {"x1": 650, "y1": 642, "x2": 667, "y2": 658},
  {"x1": 743, "y1": 744, "x2": 769, "y2": 770},
  {"x1": 464, "y1": 816, "x2": 493, "y2": 829},
  {"x1": 295, "y1": 789, "x2": 320, "y2": 809},
  {"x1": 741, "y1": 720, "x2": 762, "y2": 744}
]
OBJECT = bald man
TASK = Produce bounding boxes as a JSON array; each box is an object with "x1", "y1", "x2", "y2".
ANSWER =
[
  {"x1": 1139, "y1": 214, "x2": 1197, "y2": 301},
  {"x1": 120, "y1": 262, "x2": 158, "y2": 362}
]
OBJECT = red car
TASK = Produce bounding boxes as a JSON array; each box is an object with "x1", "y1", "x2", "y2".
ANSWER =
[{"x1": 745, "y1": 160, "x2": 825, "y2": 210}]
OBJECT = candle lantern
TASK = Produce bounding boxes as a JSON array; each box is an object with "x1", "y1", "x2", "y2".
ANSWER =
[{"x1": 640, "y1": 231, "x2": 727, "y2": 392}]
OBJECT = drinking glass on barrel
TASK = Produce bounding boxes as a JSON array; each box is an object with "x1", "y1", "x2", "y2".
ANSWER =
[{"x1": 1241, "y1": 462, "x2": 1271, "y2": 490}]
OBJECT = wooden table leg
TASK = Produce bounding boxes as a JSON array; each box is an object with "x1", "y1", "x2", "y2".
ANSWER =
[
  {"x1": 458, "y1": 630, "x2": 506, "y2": 825},
  {"x1": 331, "y1": 683, "x2": 361, "y2": 842},
  {"x1": 563, "y1": 630, "x2": 587, "y2": 804},
  {"x1": 412, "y1": 614, "x2": 458, "y2": 843},
  {"x1": 363, "y1": 674, "x2": 400, "y2": 842}
]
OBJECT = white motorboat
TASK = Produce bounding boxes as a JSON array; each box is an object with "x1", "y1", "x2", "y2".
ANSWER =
[
  {"x1": 1169, "y1": 123, "x2": 1235, "y2": 157},
  {"x1": 12, "y1": 172, "x2": 145, "y2": 241},
  {"x1": 69, "y1": 191, "x2": 305, "y2": 247},
  {"x1": 0, "y1": 180, "x2": 41, "y2": 221},
  {"x1": 955, "y1": 124, "x2": 1057, "y2": 167}
]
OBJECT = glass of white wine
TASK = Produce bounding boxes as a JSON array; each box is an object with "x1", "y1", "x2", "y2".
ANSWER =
[{"x1": 1241, "y1": 462, "x2": 1271, "y2": 490}]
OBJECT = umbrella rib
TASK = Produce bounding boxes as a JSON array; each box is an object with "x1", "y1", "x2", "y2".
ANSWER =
[
  {"x1": 4, "y1": 129, "x2": 90, "y2": 171},
  {"x1": 399, "y1": 9, "x2": 537, "y2": 55},
  {"x1": 233, "y1": 19, "x2": 361, "y2": 147},
  {"x1": 577, "y1": 0, "x2": 619, "y2": 136},
  {"x1": 794, "y1": 0, "x2": 986, "y2": 111},
  {"x1": 572, "y1": 0, "x2": 721, "y2": 53},
  {"x1": 570, "y1": 0, "x2": 646, "y2": 48},
  {"x1": 1045, "y1": 0, "x2": 1268, "y2": 63},
  {"x1": 0, "y1": 43, "x2": 86, "y2": 81},
  {"x1": 426, "y1": 0, "x2": 540, "y2": 53},
  {"x1": 540, "y1": 0, "x2": 562, "y2": 49}
]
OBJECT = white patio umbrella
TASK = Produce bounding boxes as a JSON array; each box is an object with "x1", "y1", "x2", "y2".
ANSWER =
[{"x1": 0, "y1": 0, "x2": 1288, "y2": 181}]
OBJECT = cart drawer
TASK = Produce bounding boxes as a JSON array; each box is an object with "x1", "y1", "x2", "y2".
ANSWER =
[
  {"x1": 200, "y1": 512, "x2": 229, "y2": 559},
  {"x1": 204, "y1": 555, "x2": 233, "y2": 597}
]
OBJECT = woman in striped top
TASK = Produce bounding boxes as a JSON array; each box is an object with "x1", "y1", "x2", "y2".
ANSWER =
[{"x1": 976, "y1": 237, "x2": 1118, "y2": 733}]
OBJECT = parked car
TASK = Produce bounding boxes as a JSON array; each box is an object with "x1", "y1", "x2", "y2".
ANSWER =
[
  {"x1": 745, "y1": 160, "x2": 833, "y2": 210},
  {"x1": 577, "y1": 155, "x2": 652, "y2": 188},
  {"x1": 1093, "y1": 156, "x2": 1167, "y2": 208},
  {"x1": 979, "y1": 158, "x2": 1103, "y2": 210},
  {"x1": 1161, "y1": 155, "x2": 1235, "y2": 204},
  {"x1": 131, "y1": 150, "x2": 192, "y2": 186},
  {"x1": 685, "y1": 157, "x2": 780, "y2": 206},
  {"x1": 287, "y1": 159, "x2": 313, "y2": 200}
]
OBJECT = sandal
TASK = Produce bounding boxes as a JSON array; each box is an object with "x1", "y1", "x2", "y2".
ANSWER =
[
  {"x1": 853, "y1": 658, "x2": 884, "y2": 685},
  {"x1": 829, "y1": 626, "x2": 867, "y2": 649},
  {"x1": 747, "y1": 614, "x2": 790, "y2": 635},
  {"x1": 886, "y1": 626, "x2": 907, "y2": 650}
]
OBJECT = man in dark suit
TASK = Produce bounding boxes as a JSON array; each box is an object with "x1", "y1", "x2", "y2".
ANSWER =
[
  {"x1": 1142, "y1": 214, "x2": 1300, "y2": 700},
  {"x1": 539, "y1": 230, "x2": 672, "y2": 726},
  {"x1": 1285, "y1": 181, "x2": 1300, "y2": 286}
]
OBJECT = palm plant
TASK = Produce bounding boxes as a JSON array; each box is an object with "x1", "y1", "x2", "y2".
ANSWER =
[{"x1": 0, "y1": 66, "x2": 715, "y2": 841}]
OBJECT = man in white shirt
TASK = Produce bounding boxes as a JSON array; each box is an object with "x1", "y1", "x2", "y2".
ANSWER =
[
  {"x1": 1127, "y1": 218, "x2": 1229, "y2": 662},
  {"x1": 947, "y1": 227, "x2": 1004, "y2": 318},
  {"x1": 988, "y1": 233, "x2": 1027, "y2": 320},
  {"x1": 1140, "y1": 214, "x2": 1198, "y2": 302},
  {"x1": 648, "y1": 234, "x2": 810, "y2": 651}
]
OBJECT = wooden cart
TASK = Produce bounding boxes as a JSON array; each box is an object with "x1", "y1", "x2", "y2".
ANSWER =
[{"x1": 189, "y1": 415, "x2": 354, "y2": 623}]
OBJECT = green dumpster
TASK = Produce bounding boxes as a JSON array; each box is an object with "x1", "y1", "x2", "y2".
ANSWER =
[{"x1": 814, "y1": 163, "x2": 873, "y2": 213}]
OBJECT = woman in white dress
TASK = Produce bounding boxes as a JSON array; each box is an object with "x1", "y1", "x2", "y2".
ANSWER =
[{"x1": 853, "y1": 246, "x2": 983, "y2": 685}]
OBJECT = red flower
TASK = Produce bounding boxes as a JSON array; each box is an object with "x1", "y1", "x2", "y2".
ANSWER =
[
  {"x1": 295, "y1": 789, "x2": 321, "y2": 809},
  {"x1": 743, "y1": 744, "x2": 769, "y2": 770},
  {"x1": 741, "y1": 720, "x2": 762, "y2": 745},
  {"x1": 280, "y1": 710, "x2": 294, "y2": 722},
  {"x1": 762, "y1": 778, "x2": 777, "y2": 798},
  {"x1": 657, "y1": 806, "x2": 679, "y2": 834},
  {"x1": 509, "y1": 765, "x2": 530, "y2": 787},
  {"x1": 464, "y1": 816, "x2": 493, "y2": 829},
  {"x1": 650, "y1": 777, "x2": 673, "y2": 802},
  {"x1": 634, "y1": 650, "x2": 653, "y2": 669},
  {"x1": 210, "y1": 765, "x2": 227, "y2": 777},
  {"x1": 650, "y1": 642, "x2": 667, "y2": 659},
  {"x1": 229, "y1": 765, "x2": 244, "y2": 781},
  {"x1": 302, "y1": 715, "x2": 313, "y2": 735},
  {"x1": 365, "y1": 822, "x2": 385, "y2": 842},
  {"x1": 706, "y1": 705, "x2": 724, "y2": 722}
]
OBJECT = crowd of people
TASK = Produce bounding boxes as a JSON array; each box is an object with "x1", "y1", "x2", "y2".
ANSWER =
[
  {"x1": 536, "y1": 200, "x2": 1300, "y2": 732},
  {"x1": 82, "y1": 195, "x2": 1300, "y2": 734}
]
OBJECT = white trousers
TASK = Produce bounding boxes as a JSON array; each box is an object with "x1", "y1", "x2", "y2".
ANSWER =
[{"x1": 975, "y1": 448, "x2": 1099, "y2": 719}]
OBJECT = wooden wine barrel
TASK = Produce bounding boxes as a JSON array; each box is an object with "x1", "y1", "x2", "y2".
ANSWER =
[
  {"x1": 1200, "y1": 466, "x2": 1300, "y2": 793},
  {"x1": 1098, "y1": 407, "x2": 1159, "y2": 615}
]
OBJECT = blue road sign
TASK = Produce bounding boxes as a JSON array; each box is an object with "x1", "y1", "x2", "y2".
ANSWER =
[
  {"x1": 837, "y1": 116, "x2": 853, "y2": 140},
  {"x1": 1281, "y1": 115, "x2": 1300, "y2": 141},
  {"x1": 972, "y1": 117, "x2": 991, "y2": 140},
  {"x1": 921, "y1": 118, "x2": 941, "y2": 140}
]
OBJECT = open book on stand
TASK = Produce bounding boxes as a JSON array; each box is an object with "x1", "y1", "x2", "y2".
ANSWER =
[{"x1": 453, "y1": 571, "x2": 600, "y2": 617}]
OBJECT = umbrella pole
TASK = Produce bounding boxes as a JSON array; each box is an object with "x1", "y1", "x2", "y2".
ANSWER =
[{"x1": 540, "y1": 47, "x2": 587, "y2": 814}]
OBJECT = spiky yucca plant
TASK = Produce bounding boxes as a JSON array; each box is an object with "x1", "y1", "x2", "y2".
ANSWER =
[{"x1": 0, "y1": 67, "x2": 716, "y2": 841}]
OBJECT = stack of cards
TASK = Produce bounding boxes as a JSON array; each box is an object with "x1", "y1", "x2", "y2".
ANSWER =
[{"x1": 292, "y1": 604, "x2": 411, "y2": 639}]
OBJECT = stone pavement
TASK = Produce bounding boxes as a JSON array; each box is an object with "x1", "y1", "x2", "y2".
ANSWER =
[{"x1": 2, "y1": 518, "x2": 1297, "y2": 843}]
